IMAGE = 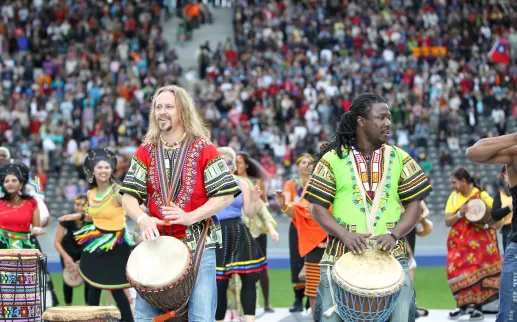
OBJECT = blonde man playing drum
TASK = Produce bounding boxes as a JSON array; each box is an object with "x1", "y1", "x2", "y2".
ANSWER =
[
  {"x1": 305, "y1": 94, "x2": 432, "y2": 322},
  {"x1": 120, "y1": 85, "x2": 240, "y2": 321}
]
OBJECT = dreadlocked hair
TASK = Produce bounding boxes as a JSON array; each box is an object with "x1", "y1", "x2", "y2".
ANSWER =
[{"x1": 316, "y1": 93, "x2": 387, "y2": 161}]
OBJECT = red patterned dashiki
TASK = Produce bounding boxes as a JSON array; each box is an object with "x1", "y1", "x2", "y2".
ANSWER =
[
  {"x1": 120, "y1": 137, "x2": 240, "y2": 240},
  {"x1": 445, "y1": 189, "x2": 502, "y2": 307}
]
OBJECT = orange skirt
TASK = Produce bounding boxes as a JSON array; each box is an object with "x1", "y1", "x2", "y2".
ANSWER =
[{"x1": 305, "y1": 262, "x2": 321, "y2": 297}]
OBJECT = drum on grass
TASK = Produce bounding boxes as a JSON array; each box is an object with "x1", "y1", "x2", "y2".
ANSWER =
[
  {"x1": 0, "y1": 249, "x2": 47, "y2": 321},
  {"x1": 331, "y1": 249, "x2": 404, "y2": 322},
  {"x1": 126, "y1": 236, "x2": 194, "y2": 321},
  {"x1": 42, "y1": 306, "x2": 120, "y2": 321},
  {"x1": 62, "y1": 261, "x2": 83, "y2": 288},
  {"x1": 465, "y1": 199, "x2": 491, "y2": 224}
]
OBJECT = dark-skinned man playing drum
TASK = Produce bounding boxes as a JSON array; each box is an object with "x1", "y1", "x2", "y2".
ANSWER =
[
  {"x1": 304, "y1": 93, "x2": 432, "y2": 322},
  {"x1": 466, "y1": 132, "x2": 517, "y2": 322}
]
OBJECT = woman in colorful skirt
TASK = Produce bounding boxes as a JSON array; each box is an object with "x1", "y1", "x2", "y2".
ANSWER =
[
  {"x1": 445, "y1": 166, "x2": 502, "y2": 321},
  {"x1": 216, "y1": 147, "x2": 267, "y2": 322},
  {"x1": 60, "y1": 148, "x2": 134, "y2": 322},
  {"x1": 280, "y1": 154, "x2": 314, "y2": 312},
  {"x1": 0, "y1": 160, "x2": 45, "y2": 249},
  {"x1": 235, "y1": 152, "x2": 279, "y2": 313}
]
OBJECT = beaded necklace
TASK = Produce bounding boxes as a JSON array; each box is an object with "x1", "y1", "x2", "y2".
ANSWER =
[
  {"x1": 160, "y1": 132, "x2": 186, "y2": 149},
  {"x1": 88, "y1": 184, "x2": 116, "y2": 215}
]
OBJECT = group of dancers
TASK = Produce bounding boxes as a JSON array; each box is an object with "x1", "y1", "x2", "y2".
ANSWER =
[{"x1": 0, "y1": 85, "x2": 517, "y2": 322}]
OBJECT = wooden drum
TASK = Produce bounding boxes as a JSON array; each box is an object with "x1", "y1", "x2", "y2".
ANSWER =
[
  {"x1": 0, "y1": 249, "x2": 47, "y2": 321},
  {"x1": 126, "y1": 236, "x2": 194, "y2": 321},
  {"x1": 331, "y1": 249, "x2": 404, "y2": 322},
  {"x1": 465, "y1": 199, "x2": 491, "y2": 224},
  {"x1": 42, "y1": 306, "x2": 120, "y2": 321}
]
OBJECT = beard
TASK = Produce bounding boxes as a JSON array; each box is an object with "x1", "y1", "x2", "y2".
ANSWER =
[{"x1": 158, "y1": 118, "x2": 173, "y2": 132}]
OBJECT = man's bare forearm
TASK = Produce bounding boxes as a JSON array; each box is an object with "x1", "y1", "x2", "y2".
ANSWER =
[
  {"x1": 190, "y1": 194, "x2": 235, "y2": 223},
  {"x1": 122, "y1": 194, "x2": 145, "y2": 222},
  {"x1": 312, "y1": 204, "x2": 347, "y2": 240},
  {"x1": 466, "y1": 133, "x2": 517, "y2": 162},
  {"x1": 392, "y1": 201, "x2": 421, "y2": 239}
]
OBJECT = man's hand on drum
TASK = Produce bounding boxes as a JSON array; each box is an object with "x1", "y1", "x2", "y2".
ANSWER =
[
  {"x1": 162, "y1": 203, "x2": 194, "y2": 226},
  {"x1": 372, "y1": 234, "x2": 397, "y2": 252},
  {"x1": 340, "y1": 231, "x2": 371, "y2": 255},
  {"x1": 139, "y1": 216, "x2": 166, "y2": 241}
]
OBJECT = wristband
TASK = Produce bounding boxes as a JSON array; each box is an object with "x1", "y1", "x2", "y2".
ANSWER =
[
  {"x1": 456, "y1": 211, "x2": 462, "y2": 218},
  {"x1": 386, "y1": 231, "x2": 398, "y2": 240},
  {"x1": 281, "y1": 205, "x2": 290, "y2": 213},
  {"x1": 137, "y1": 213, "x2": 148, "y2": 225}
]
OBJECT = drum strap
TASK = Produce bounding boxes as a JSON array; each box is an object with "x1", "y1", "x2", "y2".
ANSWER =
[
  {"x1": 324, "y1": 266, "x2": 338, "y2": 317},
  {"x1": 153, "y1": 217, "x2": 211, "y2": 322}
]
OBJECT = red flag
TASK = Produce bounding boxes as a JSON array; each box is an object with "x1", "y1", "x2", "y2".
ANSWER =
[{"x1": 488, "y1": 39, "x2": 510, "y2": 65}]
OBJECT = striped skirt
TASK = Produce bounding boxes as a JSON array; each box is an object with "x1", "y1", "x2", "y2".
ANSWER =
[
  {"x1": 216, "y1": 218, "x2": 267, "y2": 279},
  {"x1": 305, "y1": 247, "x2": 325, "y2": 297}
]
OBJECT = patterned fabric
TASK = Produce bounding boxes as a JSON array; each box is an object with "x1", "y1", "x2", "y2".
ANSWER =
[
  {"x1": 85, "y1": 184, "x2": 126, "y2": 232},
  {"x1": 0, "y1": 228, "x2": 34, "y2": 249},
  {"x1": 0, "y1": 160, "x2": 29, "y2": 184},
  {"x1": 120, "y1": 137, "x2": 241, "y2": 249},
  {"x1": 305, "y1": 145, "x2": 432, "y2": 266},
  {"x1": 445, "y1": 188, "x2": 501, "y2": 307},
  {"x1": 74, "y1": 224, "x2": 135, "y2": 253},
  {"x1": 0, "y1": 255, "x2": 43, "y2": 321},
  {"x1": 216, "y1": 218, "x2": 267, "y2": 279}
]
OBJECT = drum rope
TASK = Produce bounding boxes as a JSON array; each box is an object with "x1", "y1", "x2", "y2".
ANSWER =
[{"x1": 323, "y1": 266, "x2": 338, "y2": 317}]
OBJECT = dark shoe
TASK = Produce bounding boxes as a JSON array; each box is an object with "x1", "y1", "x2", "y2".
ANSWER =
[
  {"x1": 264, "y1": 306, "x2": 275, "y2": 313},
  {"x1": 416, "y1": 307, "x2": 429, "y2": 318},
  {"x1": 289, "y1": 299, "x2": 303, "y2": 313},
  {"x1": 469, "y1": 309, "x2": 484, "y2": 321},
  {"x1": 449, "y1": 308, "x2": 467, "y2": 320}
]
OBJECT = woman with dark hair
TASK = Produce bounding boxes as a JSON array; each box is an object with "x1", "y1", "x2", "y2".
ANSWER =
[
  {"x1": 445, "y1": 166, "x2": 502, "y2": 321},
  {"x1": 0, "y1": 159, "x2": 45, "y2": 249},
  {"x1": 492, "y1": 166, "x2": 513, "y2": 251},
  {"x1": 59, "y1": 148, "x2": 134, "y2": 322},
  {"x1": 235, "y1": 151, "x2": 279, "y2": 313}
]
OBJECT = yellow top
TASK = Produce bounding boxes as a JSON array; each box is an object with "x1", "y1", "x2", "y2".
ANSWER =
[
  {"x1": 87, "y1": 184, "x2": 126, "y2": 231},
  {"x1": 445, "y1": 187, "x2": 494, "y2": 214},
  {"x1": 500, "y1": 191, "x2": 513, "y2": 226}
]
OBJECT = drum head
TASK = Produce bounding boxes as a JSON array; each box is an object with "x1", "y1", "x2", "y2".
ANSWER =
[
  {"x1": 465, "y1": 199, "x2": 487, "y2": 222},
  {"x1": 63, "y1": 262, "x2": 84, "y2": 288},
  {"x1": 333, "y1": 249, "x2": 403, "y2": 292},
  {"x1": 126, "y1": 236, "x2": 191, "y2": 289},
  {"x1": 42, "y1": 306, "x2": 120, "y2": 321}
]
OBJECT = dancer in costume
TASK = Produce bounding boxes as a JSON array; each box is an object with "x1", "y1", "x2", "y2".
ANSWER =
[
  {"x1": 216, "y1": 147, "x2": 268, "y2": 322},
  {"x1": 235, "y1": 152, "x2": 279, "y2": 313},
  {"x1": 60, "y1": 148, "x2": 134, "y2": 322},
  {"x1": 280, "y1": 154, "x2": 314, "y2": 312},
  {"x1": 55, "y1": 193, "x2": 89, "y2": 305},
  {"x1": 444, "y1": 166, "x2": 502, "y2": 320},
  {"x1": 274, "y1": 152, "x2": 328, "y2": 318},
  {"x1": 120, "y1": 85, "x2": 239, "y2": 321},
  {"x1": 0, "y1": 160, "x2": 45, "y2": 249},
  {"x1": 305, "y1": 93, "x2": 432, "y2": 322}
]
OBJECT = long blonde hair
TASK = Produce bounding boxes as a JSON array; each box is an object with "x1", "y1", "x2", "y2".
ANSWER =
[{"x1": 144, "y1": 85, "x2": 211, "y2": 145}]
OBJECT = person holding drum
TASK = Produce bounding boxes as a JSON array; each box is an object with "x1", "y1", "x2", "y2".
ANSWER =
[
  {"x1": 0, "y1": 159, "x2": 46, "y2": 249},
  {"x1": 444, "y1": 166, "x2": 502, "y2": 320},
  {"x1": 282, "y1": 154, "x2": 314, "y2": 313},
  {"x1": 120, "y1": 85, "x2": 240, "y2": 322},
  {"x1": 304, "y1": 93, "x2": 432, "y2": 322},
  {"x1": 60, "y1": 148, "x2": 135, "y2": 322},
  {"x1": 55, "y1": 193, "x2": 89, "y2": 306},
  {"x1": 465, "y1": 131, "x2": 517, "y2": 322},
  {"x1": 215, "y1": 147, "x2": 267, "y2": 322}
]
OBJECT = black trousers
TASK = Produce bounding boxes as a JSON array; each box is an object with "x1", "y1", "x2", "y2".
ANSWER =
[{"x1": 289, "y1": 222, "x2": 305, "y2": 299}]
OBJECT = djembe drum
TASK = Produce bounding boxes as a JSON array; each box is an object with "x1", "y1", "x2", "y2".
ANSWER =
[
  {"x1": 0, "y1": 249, "x2": 47, "y2": 321},
  {"x1": 42, "y1": 306, "x2": 120, "y2": 321},
  {"x1": 330, "y1": 249, "x2": 404, "y2": 322},
  {"x1": 465, "y1": 199, "x2": 491, "y2": 224},
  {"x1": 126, "y1": 236, "x2": 195, "y2": 322}
]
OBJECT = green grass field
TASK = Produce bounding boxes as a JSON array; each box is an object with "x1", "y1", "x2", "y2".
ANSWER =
[{"x1": 50, "y1": 267, "x2": 455, "y2": 309}]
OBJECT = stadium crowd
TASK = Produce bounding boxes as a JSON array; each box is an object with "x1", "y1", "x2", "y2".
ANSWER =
[{"x1": 1, "y1": 0, "x2": 517, "y2": 202}]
